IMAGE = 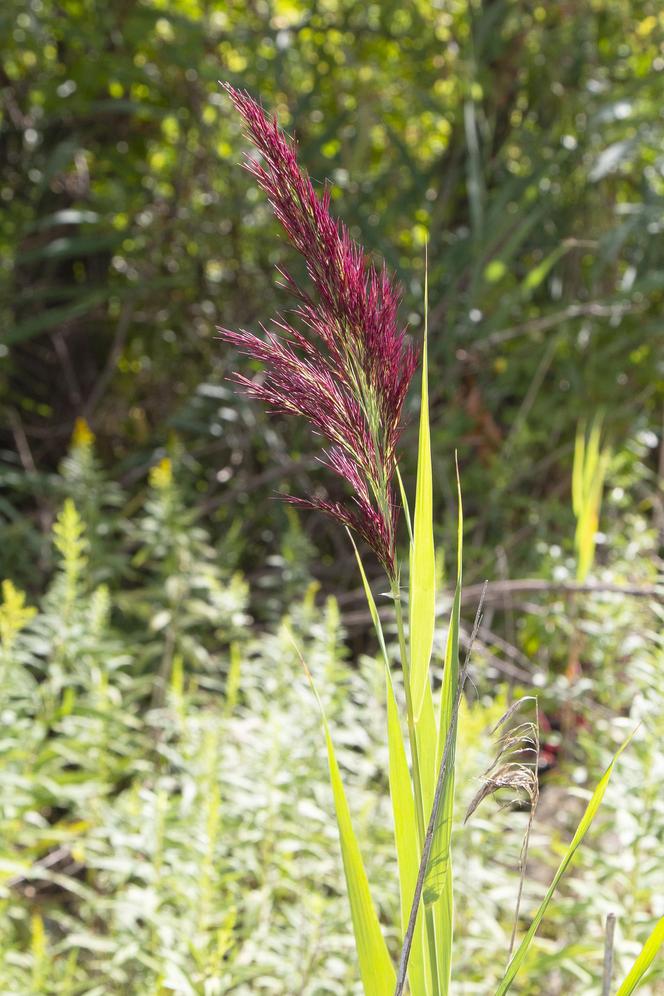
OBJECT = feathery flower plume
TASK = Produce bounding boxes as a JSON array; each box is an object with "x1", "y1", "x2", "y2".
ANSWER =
[{"x1": 219, "y1": 84, "x2": 417, "y2": 576}]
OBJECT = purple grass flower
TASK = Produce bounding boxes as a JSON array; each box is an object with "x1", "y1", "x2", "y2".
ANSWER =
[{"x1": 219, "y1": 84, "x2": 418, "y2": 576}]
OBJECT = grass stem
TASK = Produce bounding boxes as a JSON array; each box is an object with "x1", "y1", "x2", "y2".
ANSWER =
[
  {"x1": 602, "y1": 913, "x2": 616, "y2": 996},
  {"x1": 395, "y1": 583, "x2": 487, "y2": 996},
  {"x1": 392, "y1": 577, "x2": 441, "y2": 996}
]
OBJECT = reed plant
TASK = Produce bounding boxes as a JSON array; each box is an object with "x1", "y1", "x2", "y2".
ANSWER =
[
  {"x1": 1, "y1": 417, "x2": 660, "y2": 991},
  {"x1": 221, "y1": 86, "x2": 663, "y2": 996}
]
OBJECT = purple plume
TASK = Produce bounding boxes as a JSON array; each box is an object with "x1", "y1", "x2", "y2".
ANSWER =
[{"x1": 219, "y1": 84, "x2": 417, "y2": 575}]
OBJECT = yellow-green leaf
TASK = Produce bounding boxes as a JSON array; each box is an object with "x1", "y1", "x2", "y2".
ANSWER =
[
  {"x1": 0, "y1": 579, "x2": 37, "y2": 654},
  {"x1": 521, "y1": 243, "x2": 567, "y2": 296},
  {"x1": 416, "y1": 683, "x2": 438, "y2": 830},
  {"x1": 305, "y1": 657, "x2": 395, "y2": 996},
  {"x1": 616, "y1": 915, "x2": 664, "y2": 996},
  {"x1": 323, "y1": 719, "x2": 396, "y2": 995},
  {"x1": 573, "y1": 416, "x2": 610, "y2": 582},
  {"x1": 387, "y1": 667, "x2": 431, "y2": 996},
  {"x1": 396, "y1": 464, "x2": 414, "y2": 546},
  {"x1": 494, "y1": 731, "x2": 634, "y2": 996},
  {"x1": 410, "y1": 262, "x2": 435, "y2": 721},
  {"x1": 425, "y1": 462, "x2": 463, "y2": 993},
  {"x1": 349, "y1": 530, "x2": 389, "y2": 663},
  {"x1": 350, "y1": 532, "x2": 430, "y2": 995}
]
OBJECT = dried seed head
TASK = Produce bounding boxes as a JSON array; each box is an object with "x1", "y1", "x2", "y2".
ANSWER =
[
  {"x1": 464, "y1": 696, "x2": 541, "y2": 959},
  {"x1": 465, "y1": 703, "x2": 540, "y2": 823}
]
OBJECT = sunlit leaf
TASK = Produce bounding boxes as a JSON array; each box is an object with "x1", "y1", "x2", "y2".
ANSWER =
[
  {"x1": 410, "y1": 259, "x2": 435, "y2": 722},
  {"x1": 302, "y1": 646, "x2": 395, "y2": 996},
  {"x1": 615, "y1": 915, "x2": 664, "y2": 996},
  {"x1": 425, "y1": 462, "x2": 463, "y2": 993},
  {"x1": 350, "y1": 533, "x2": 430, "y2": 995}
]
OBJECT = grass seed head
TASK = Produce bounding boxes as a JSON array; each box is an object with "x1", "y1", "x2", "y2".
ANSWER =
[{"x1": 219, "y1": 84, "x2": 417, "y2": 575}]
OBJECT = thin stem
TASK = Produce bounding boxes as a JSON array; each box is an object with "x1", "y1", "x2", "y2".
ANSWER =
[
  {"x1": 391, "y1": 574, "x2": 440, "y2": 996},
  {"x1": 508, "y1": 701, "x2": 540, "y2": 961},
  {"x1": 395, "y1": 583, "x2": 488, "y2": 996},
  {"x1": 602, "y1": 913, "x2": 617, "y2": 996}
]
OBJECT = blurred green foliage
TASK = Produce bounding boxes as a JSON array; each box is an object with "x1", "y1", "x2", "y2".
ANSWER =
[{"x1": 1, "y1": 0, "x2": 663, "y2": 588}]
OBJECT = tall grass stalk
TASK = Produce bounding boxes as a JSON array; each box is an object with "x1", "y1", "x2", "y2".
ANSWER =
[{"x1": 221, "y1": 86, "x2": 657, "y2": 996}]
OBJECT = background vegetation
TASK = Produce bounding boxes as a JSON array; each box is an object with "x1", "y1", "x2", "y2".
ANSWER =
[{"x1": 1, "y1": 0, "x2": 663, "y2": 992}]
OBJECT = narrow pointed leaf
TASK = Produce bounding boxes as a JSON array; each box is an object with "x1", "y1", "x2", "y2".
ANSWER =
[
  {"x1": 350, "y1": 533, "x2": 430, "y2": 995},
  {"x1": 494, "y1": 732, "x2": 634, "y2": 996},
  {"x1": 349, "y1": 530, "x2": 389, "y2": 663},
  {"x1": 386, "y1": 668, "x2": 431, "y2": 996},
  {"x1": 396, "y1": 464, "x2": 414, "y2": 546},
  {"x1": 521, "y1": 243, "x2": 568, "y2": 296},
  {"x1": 305, "y1": 660, "x2": 396, "y2": 996},
  {"x1": 410, "y1": 264, "x2": 435, "y2": 721},
  {"x1": 615, "y1": 915, "x2": 664, "y2": 996},
  {"x1": 424, "y1": 462, "x2": 463, "y2": 993},
  {"x1": 574, "y1": 415, "x2": 609, "y2": 582},
  {"x1": 416, "y1": 683, "x2": 438, "y2": 827}
]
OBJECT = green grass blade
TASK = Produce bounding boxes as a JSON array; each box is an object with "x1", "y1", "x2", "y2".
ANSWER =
[
  {"x1": 303, "y1": 653, "x2": 396, "y2": 995},
  {"x1": 396, "y1": 464, "x2": 414, "y2": 546},
  {"x1": 415, "y1": 682, "x2": 441, "y2": 996},
  {"x1": 324, "y1": 718, "x2": 396, "y2": 996},
  {"x1": 573, "y1": 415, "x2": 609, "y2": 582},
  {"x1": 416, "y1": 683, "x2": 438, "y2": 829},
  {"x1": 348, "y1": 530, "x2": 389, "y2": 663},
  {"x1": 424, "y1": 461, "x2": 463, "y2": 993},
  {"x1": 322, "y1": 717, "x2": 396, "y2": 995},
  {"x1": 615, "y1": 916, "x2": 664, "y2": 996},
  {"x1": 387, "y1": 667, "x2": 431, "y2": 996},
  {"x1": 410, "y1": 260, "x2": 435, "y2": 721},
  {"x1": 520, "y1": 243, "x2": 567, "y2": 296},
  {"x1": 350, "y1": 532, "x2": 430, "y2": 995},
  {"x1": 494, "y1": 732, "x2": 634, "y2": 996}
]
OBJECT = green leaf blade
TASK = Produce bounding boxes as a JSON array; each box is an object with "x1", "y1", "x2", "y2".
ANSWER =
[
  {"x1": 615, "y1": 915, "x2": 664, "y2": 996},
  {"x1": 415, "y1": 683, "x2": 438, "y2": 831},
  {"x1": 425, "y1": 464, "x2": 463, "y2": 993},
  {"x1": 351, "y1": 532, "x2": 431, "y2": 995},
  {"x1": 387, "y1": 668, "x2": 431, "y2": 996},
  {"x1": 322, "y1": 719, "x2": 396, "y2": 995},
  {"x1": 410, "y1": 276, "x2": 436, "y2": 722},
  {"x1": 308, "y1": 554, "x2": 396, "y2": 995}
]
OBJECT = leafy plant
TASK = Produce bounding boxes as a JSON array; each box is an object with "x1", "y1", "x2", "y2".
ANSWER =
[
  {"x1": 221, "y1": 87, "x2": 663, "y2": 996},
  {"x1": 0, "y1": 438, "x2": 661, "y2": 991}
]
